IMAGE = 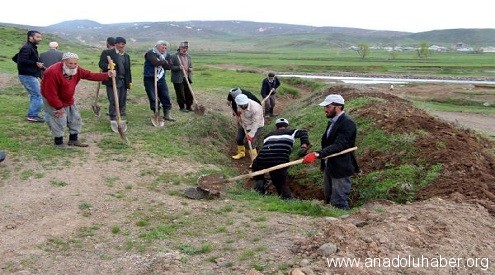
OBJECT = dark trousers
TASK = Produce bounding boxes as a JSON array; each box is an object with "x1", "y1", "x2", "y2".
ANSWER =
[
  {"x1": 106, "y1": 78, "x2": 127, "y2": 120},
  {"x1": 173, "y1": 79, "x2": 193, "y2": 110},
  {"x1": 252, "y1": 160, "x2": 292, "y2": 199},
  {"x1": 144, "y1": 76, "x2": 172, "y2": 112}
]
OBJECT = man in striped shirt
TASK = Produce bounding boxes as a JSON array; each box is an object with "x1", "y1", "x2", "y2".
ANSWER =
[{"x1": 251, "y1": 118, "x2": 311, "y2": 199}]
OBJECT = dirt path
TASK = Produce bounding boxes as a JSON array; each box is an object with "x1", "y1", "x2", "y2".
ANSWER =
[{"x1": 430, "y1": 111, "x2": 495, "y2": 137}]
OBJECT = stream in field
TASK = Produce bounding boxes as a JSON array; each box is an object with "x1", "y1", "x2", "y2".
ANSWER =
[{"x1": 279, "y1": 74, "x2": 495, "y2": 85}]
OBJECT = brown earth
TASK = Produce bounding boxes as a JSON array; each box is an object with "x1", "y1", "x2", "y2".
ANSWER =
[{"x1": 1, "y1": 71, "x2": 495, "y2": 274}]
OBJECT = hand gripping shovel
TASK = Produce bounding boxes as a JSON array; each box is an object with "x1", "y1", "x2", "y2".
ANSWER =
[
  {"x1": 150, "y1": 67, "x2": 165, "y2": 127},
  {"x1": 177, "y1": 56, "x2": 205, "y2": 115},
  {"x1": 184, "y1": 146, "x2": 358, "y2": 199},
  {"x1": 237, "y1": 116, "x2": 256, "y2": 162},
  {"x1": 107, "y1": 56, "x2": 129, "y2": 145},
  {"x1": 91, "y1": 81, "x2": 101, "y2": 117}
]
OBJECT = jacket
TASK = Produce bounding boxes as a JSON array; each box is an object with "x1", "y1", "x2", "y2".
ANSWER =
[
  {"x1": 317, "y1": 113, "x2": 360, "y2": 178},
  {"x1": 98, "y1": 48, "x2": 132, "y2": 88},
  {"x1": 169, "y1": 52, "x2": 192, "y2": 84},
  {"x1": 16, "y1": 41, "x2": 42, "y2": 77},
  {"x1": 41, "y1": 62, "x2": 109, "y2": 109},
  {"x1": 143, "y1": 49, "x2": 171, "y2": 78},
  {"x1": 227, "y1": 89, "x2": 261, "y2": 114},
  {"x1": 260, "y1": 76, "x2": 281, "y2": 98}
]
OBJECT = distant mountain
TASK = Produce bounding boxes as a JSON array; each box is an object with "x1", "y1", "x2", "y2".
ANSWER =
[{"x1": 1, "y1": 20, "x2": 494, "y2": 50}]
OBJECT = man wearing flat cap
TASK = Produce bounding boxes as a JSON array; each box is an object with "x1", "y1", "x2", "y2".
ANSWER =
[
  {"x1": 99, "y1": 36, "x2": 132, "y2": 128},
  {"x1": 302, "y1": 94, "x2": 360, "y2": 210},
  {"x1": 170, "y1": 41, "x2": 194, "y2": 112},
  {"x1": 41, "y1": 52, "x2": 115, "y2": 148}
]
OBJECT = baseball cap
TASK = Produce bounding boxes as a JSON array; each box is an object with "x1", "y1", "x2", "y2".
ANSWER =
[
  {"x1": 229, "y1": 88, "x2": 242, "y2": 98},
  {"x1": 318, "y1": 94, "x2": 345, "y2": 106},
  {"x1": 275, "y1": 118, "x2": 289, "y2": 127},
  {"x1": 235, "y1": 94, "x2": 249, "y2": 105}
]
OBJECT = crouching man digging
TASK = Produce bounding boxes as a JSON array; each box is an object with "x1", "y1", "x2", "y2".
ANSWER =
[{"x1": 41, "y1": 52, "x2": 115, "y2": 148}]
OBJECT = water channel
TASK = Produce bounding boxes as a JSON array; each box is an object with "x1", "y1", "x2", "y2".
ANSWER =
[{"x1": 278, "y1": 74, "x2": 495, "y2": 85}]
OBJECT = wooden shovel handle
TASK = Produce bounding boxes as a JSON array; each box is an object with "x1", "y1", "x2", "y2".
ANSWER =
[{"x1": 225, "y1": 146, "x2": 358, "y2": 183}]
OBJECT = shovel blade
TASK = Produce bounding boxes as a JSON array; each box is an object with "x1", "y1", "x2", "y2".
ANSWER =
[
  {"x1": 184, "y1": 187, "x2": 209, "y2": 200},
  {"x1": 91, "y1": 105, "x2": 101, "y2": 117},
  {"x1": 193, "y1": 104, "x2": 206, "y2": 116},
  {"x1": 150, "y1": 114, "x2": 165, "y2": 127}
]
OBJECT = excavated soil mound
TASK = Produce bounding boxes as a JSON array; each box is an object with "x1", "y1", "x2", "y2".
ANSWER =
[{"x1": 288, "y1": 86, "x2": 495, "y2": 214}]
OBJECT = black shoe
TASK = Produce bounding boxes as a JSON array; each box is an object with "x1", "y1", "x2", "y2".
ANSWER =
[
  {"x1": 180, "y1": 108, "x2": 188, "y2": 112},
  {"x1": 186, "y1": 107, "x2": 193, "y2": 112}
]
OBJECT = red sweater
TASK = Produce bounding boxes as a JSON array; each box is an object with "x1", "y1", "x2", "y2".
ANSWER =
[{"x1": 41, "y1": 62, "x2": 109, "y2": 109}]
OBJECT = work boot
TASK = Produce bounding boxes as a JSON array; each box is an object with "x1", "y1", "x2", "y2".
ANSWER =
[
  {"x1": 254, "y1": 179, "x2": 267, "y2": 195},
  {"x1": 163, "y1": 109, "x2": 176, "y2": 121},
  {"x1": 232, "y1": 145, "x2": 246, "y2": 159}
]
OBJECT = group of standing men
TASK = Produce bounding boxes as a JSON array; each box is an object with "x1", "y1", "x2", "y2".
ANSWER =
[{"x1": 14, "y1": 30, "x2": 195, "y2": 146}]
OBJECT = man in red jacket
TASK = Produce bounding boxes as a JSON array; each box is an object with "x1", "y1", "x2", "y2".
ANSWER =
[{"x1": 41, "y1": 52, "x2": 115, "y2": 148}]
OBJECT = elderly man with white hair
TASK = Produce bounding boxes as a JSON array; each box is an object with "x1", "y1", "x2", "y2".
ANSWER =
[
  {"x1": 41, "y1": 52, "x2": 115, "y2": 148},
  {"x1": 143, "y1": 40, "x2": 174, "y2": 121}
]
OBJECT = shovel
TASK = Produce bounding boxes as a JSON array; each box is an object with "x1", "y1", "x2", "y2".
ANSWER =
[
  {"x1": 184, "y1": 146, "x2": 358, "y2": 199},
  {"x1": 150, "y1": 67, "x2": 165, "y2": 127},
  {"x1": 91, "y1": 81, "x2": 101, "y2": 117},
  {"x1": 107, "y1": 56, "x2": 129, "y2": 145},
  {"x1": 177, "y1": 56, "x2": 205, "y2": 115},
  {"x1": 237, "y1": 116, "x2": 256, "y2": 162}
]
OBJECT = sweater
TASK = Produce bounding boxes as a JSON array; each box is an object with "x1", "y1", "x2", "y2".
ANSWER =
[{"x1": 41, "y1": 63, "x2": 109, "y2": 109}]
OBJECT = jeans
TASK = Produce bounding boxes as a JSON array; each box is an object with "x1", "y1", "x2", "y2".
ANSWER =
[
  {"x1": 18, "y1": 75, "x2": 42, "y2": 117},
  {"x1": 323, "y1": 169, "x2": 352, "y2": 210}
]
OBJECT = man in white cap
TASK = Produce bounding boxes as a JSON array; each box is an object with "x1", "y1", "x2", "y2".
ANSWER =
[
  {"x1": 251, "y1": 118, "x2": 311, "y2": 199},
  {"x1": 41, "y1": 52, "x2": 115, "y2": 148},
  {"x1": 39, "y1": 41, "x2": 63, "y2": 72},
  {"x1": 227, "y1": 88, "x2": 262, "y2": 158},
  {"x1": 302, "y1": 94, "x2": 360, "y2": 210},
  {"x1": 233, "y1": 94, "x2": 264, "y2": 160}
]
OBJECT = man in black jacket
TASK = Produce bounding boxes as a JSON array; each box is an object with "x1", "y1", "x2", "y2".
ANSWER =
[
  {"x1": 16, "y1": 30, "x2": 45, "y2": 122},
  {"x1": 302, "y1": 94, "x2": 359, "y2": 209},
  {"x1": 98, "y1": 36, "x2": 132, "y2": 129},
  {"x1": 252, "y1": 118, "x2": 310, "y2": 199}
]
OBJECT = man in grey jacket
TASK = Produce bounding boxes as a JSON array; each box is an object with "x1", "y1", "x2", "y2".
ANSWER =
[{"x1": 170, "y1": 41, "x2": 194, "y2": 112}]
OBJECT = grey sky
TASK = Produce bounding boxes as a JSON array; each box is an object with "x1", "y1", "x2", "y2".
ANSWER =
[{"x1": 3, "y1": 0, "x2": 493, "y2": 33}]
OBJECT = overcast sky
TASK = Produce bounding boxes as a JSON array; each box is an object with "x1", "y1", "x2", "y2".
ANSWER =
[{"x1": 3, "y1": 0, "x2": 493, "y2": 33}]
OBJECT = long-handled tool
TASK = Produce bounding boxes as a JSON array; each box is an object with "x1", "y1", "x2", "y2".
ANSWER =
[
  {"x1": 91, "y1": 81, "x2": 101, "y2": 117},
  {"x1": 184, "y1": 147, "x2": 358, "y2": 199},
  {"x1": 237, "y1": 116, "x2": 256, "y2": 162},
  {"x1": 260, "y1": 88, "x2": 275, "y2": 118},
  {"x1": 150, "y1": 67, "x2": 165, "y2": 127},
  {"x1": 177, "y1": 56, "x2": 205, "y2": 115},
  {"x1": 260, "y1": 88, "x2": 275, "y2": 107},
  {"x1": 107, "y1": 56, "x2": 129, "y2": 145}
]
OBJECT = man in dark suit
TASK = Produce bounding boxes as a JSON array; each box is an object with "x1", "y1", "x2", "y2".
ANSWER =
[
  {"x1": 302, "y1": 94, "x2": 359, "y2": 210},
  {"x1": 98, "y1": 36, "x2": 132, "y2": 129}
]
